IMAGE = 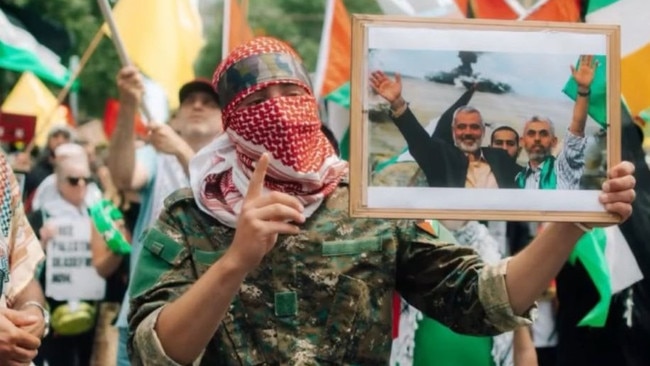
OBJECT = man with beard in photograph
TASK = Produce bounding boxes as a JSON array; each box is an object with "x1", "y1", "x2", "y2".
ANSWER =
[
  {"x1": 491, "y1": 126, "x2": 522, "y2": 161},
  {"x1": 516, "y1": 55, "x2": 595, "y2": 191},
  {"x1": 370, "y1": 73, "x2": 520, "y2": 189}
]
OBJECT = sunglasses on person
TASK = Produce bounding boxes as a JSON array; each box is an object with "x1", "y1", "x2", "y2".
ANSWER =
[{"x1": 66, "y1": 176, "x2": 92, "y2": 186}]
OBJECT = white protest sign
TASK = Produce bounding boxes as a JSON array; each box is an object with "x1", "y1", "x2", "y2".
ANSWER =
[{"x1": 45, "y1": 217, "x2": 106, "y2": 301}]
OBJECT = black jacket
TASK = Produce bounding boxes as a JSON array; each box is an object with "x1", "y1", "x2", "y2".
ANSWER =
[{"x1": 391, "y1": 89, "x2": 520, "y2": 188}]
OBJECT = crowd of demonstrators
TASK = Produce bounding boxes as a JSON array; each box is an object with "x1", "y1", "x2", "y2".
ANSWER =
[
  {"x1": 0, "y1": 35, "x2": 645, "y2": 366},
  {"x1": 0, "y1": 123, "x2": 124, "y2": 365},
  {"x1": 0, "y1": 60, "x2": 223, "y2": 364}
]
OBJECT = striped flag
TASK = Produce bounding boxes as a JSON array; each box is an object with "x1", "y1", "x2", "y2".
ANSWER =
[
  {"x1": 523, "y1": 0, "x2": 582, "y2": 21},
  {"x1": 0, "y1": 9, "x2": 71, "y2": 87},
  {"x1": 0, "y1": 72, "x2": 70, "y2": 146},
  {"x1": 376, "y1": 0, "x2": 465, "y2": 17},
  {"x1": 582, "y1": 0, "x2": 650, "y2": 127},
  {"x1": 314, "y1": 0, "x2": 352, "y2": 160},
  {"x1": 469, "y1": 0, "x2": 519, "y2": 19},
  {"x1": 222, "y1": 0, "x2": 254, "y2": 59},
  {"x1": 108, "y1": 0, "x2": 204, "y2": 110}
]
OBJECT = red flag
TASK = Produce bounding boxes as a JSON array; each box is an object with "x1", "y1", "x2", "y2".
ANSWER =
[
  {"x1": 0, "y1": 112, "x2": 36, "y2": 145},
  {"x1": 103, "y1": 99, "x2": 148, "y2": 138}
]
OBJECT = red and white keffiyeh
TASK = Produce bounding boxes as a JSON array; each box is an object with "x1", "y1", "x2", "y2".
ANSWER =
[{"x1": 189, "y1": 37, "x2": 348, "y2": 227}]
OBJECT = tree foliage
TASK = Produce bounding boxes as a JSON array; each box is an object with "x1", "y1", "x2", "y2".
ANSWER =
[
  {"x1": 3, "y1": 0, "x2": 381, "y2": 119},
  {"x1": 3, "y1": 0, "x2": 121, "y2": 120},
  {"x1": 196, "y1": 0, "x2": 382, "y2": 78}
]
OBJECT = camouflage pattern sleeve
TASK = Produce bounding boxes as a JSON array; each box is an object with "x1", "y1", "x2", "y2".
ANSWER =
[
  {"x1": 127, "y1": 192, "x2": 202, "y2": 366},
  {"x1": 395, "y1": 220, "x2": 533, "y2": 336}
]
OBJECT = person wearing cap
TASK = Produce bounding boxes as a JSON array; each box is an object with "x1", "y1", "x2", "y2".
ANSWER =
[
  {"x1": 126, "y1": 37, "x2": 636, "y2": 366},
  {"x1": 107, "y1": 65, "x2": 223, "y2": 366}
]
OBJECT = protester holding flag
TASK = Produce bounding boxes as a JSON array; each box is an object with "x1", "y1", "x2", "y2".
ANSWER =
[{"x1": 107, "y1": 66, "x2": 223, "y2": 366}]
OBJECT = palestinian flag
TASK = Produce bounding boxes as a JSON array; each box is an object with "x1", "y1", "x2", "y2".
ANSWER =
[
  {"x1": 565, "y1": 0, "x2": 650, "y2": 129},
  {"x1": 313, "y1": 0, "x2": 351, "y2": 160},
  {"x1": 0, "y1": 9, "x2": 70, "y2": 87}
]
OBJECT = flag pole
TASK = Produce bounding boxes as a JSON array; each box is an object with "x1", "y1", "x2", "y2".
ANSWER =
[
  {"x1": 97, "y1": 0, "x2": 154, "y2": 124},
  {"x1": 55, "y1": 28, "x2": 103, "y2": 112},
  {"x1": 222, "y1": 0, "x2": 231, "y2": 59},
  {"x1": 23, "y1": 27, "x2": 104, "y2": 155}
]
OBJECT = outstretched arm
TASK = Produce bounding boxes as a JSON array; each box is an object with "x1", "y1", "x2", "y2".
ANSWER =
[
  {"x1": 568, "y1": 55, "x2": 597, "y2": 137},
  {"x1": 398, "y1": 162, "x2": 635, "y2": 334},
  {"x1": 107, "y1": 66, "x2": 151, "y2": 191},
  {"x1": 556, "y1": 55, "x2": 597, "y2": 189},
  {"x1": 369, "y1": 71, "x2": 455, "y2": 187}
]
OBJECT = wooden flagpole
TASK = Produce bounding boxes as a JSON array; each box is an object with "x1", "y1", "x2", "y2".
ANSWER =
[
  {"x1": 96, "y1": 0, "x2": 154, "y2": 123},
  {"x1": 23, "y1": 27, "x2": 104, "y2": 155}
]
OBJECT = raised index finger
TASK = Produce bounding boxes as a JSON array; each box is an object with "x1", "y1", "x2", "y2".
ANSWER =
[{"x1": 245, "y1": 153, "x2": 270, "y2": 202}]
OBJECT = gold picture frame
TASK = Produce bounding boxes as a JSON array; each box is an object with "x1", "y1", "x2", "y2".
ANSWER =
[{"x1": 349, "y1": 15, "x2": 621, "y2": 223}]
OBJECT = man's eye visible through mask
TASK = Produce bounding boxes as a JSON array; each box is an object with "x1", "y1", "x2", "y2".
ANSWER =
[
  {"x1": 249, "y1": 97, "x2": 265, "y2": 105},
  {"x1": 241, "y1": 96, "x2": 265, "y2": 108}
]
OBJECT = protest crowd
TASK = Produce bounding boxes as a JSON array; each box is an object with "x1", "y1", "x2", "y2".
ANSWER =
[{"x1": 0, "y1": 0, "x2": 648, "y2": 366}]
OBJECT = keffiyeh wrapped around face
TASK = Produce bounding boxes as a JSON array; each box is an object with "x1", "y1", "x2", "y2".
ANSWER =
[{"x1": 189, "y1": 37, "x2": 348, "y2": 227}]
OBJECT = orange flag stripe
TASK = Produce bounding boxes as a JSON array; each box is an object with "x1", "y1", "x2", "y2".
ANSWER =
[
  {"x1": 622, "y1": 43, "x2": 650, "y2": 120},
  {"x1": 320, "y1": 0, "x2": 352, "y2": 97},
  {"x1": 227, "y1": 0, "x2": 254, "y2": 55},
  {"x1": 470, "y1": 0, "x2": 518, "y2": 19}
]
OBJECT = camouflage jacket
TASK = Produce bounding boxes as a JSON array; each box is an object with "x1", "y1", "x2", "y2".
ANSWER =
[{"x1": 128, "y1": 184, "x2": 532, "y2": 366}]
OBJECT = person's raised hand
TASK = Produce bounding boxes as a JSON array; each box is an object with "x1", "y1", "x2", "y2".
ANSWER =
[
  {"x1": 369, "y1": 70, "x2": 403, "y2": 104},
  {"x1": 571, "y1": 55, "x2": 598, "y2": 91},
  {"x1": 116, "y1": 65, "x2": 144, "y2": 107},
  {"x1": 226, "y1": 153, "x2": 305, "y2": 272},
  {"x1": 147, "y1": 123, "x2": 187, "y2": 156}
]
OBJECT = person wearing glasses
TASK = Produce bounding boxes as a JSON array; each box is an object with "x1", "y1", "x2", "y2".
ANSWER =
[
  {"x1": 30, "y1": 143, "x2": 103, "y2": 214},
  {"x1": 27, "y1": 143, "x2": 108, "y2": 366}
]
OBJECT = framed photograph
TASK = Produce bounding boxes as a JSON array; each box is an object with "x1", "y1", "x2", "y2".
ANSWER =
[{"x1": 349, "y1": 15, "x2": 621, "y2": 223}]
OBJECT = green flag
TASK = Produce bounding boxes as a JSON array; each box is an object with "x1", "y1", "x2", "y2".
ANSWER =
[
  {"x1": 0, "y1": 9, "x2": 71, "y2": 87},
  {"x1": 563, "y1": 55, "x2": 608, "y2": 127}
]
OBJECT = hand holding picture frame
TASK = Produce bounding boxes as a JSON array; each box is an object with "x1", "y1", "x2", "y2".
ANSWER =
[{"x1": 349, "y1": 15, "x2": 621, "y2": 223}]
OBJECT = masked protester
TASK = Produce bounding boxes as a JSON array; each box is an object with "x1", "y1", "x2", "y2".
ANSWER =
[{"x1": 127, "y1": 37, "x2": 636, "y2": 366}]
